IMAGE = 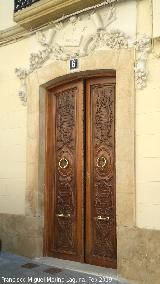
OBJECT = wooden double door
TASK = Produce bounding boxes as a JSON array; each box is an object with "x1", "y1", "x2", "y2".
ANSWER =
[{"x1": 45, "y1": 75, "x2": 117, "y2": 268}]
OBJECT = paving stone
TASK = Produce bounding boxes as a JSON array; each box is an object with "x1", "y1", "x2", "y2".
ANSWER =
[
  {"x1": 0, "y1": 252, "x2": 132, "y2": 284},
  {"x1": 21, "y1": 263, "x2": 40, "y2": 269}
]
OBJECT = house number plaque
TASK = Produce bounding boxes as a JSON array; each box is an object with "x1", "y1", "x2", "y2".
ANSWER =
[{"x1": 69, "y1": 58, "x2": 79, "y2": 70}]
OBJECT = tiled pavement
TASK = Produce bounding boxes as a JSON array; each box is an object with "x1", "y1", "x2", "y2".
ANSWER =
[{"x1": 0, "y1": 252, "x2": 134, "y2": 284}]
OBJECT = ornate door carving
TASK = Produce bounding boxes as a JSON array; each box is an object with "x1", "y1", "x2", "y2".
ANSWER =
[
  {"x1": 45, "y1": 76, "x2": 116, "y2": 268},
  {"x1": 85, "y1": 77, "x2": 116, "y2": 268},
  {"x1": 46, "y1": 80, "x2": 84, "y2": 262}
]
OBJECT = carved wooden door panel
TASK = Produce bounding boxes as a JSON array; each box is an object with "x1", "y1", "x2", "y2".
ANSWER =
[
  {"x1": 46, "y1": 80, "x2": 84, "y2": 262},
  {"x1": 85, "y1": 77, "x2": 117, "y2": 268},
  {"x1": 45, "y1": 76, "x2": 116, "y2": 268}
]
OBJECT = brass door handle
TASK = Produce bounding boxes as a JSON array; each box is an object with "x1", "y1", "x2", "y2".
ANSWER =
[
  {"x1": 56, "y1": 213, "x2": 71, "y2": 218},
  {"x1": 95, "y1": 216, "x2": 110, "y2": 221}
]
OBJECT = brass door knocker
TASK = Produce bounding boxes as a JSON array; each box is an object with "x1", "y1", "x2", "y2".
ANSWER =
[
  {"x1": 58, "y1": 157, "x2": 69, "y2": 169},
  {"x1": 96, "y1": 155, "x2": 107, "y2": 168}
]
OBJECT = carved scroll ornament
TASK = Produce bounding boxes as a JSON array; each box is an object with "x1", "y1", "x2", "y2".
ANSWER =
[{"x1": 15, "y1": 5, "x2": 151, "y2": 105}]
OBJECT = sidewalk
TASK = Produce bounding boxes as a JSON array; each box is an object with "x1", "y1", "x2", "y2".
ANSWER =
[{"x1": 0, "y1": 252, "x2": 134, "y2": 284}]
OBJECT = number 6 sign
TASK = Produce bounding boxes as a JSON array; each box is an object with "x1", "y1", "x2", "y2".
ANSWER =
[{"x1": 70, "y1": 58, "x2": 78, "y2": 70}]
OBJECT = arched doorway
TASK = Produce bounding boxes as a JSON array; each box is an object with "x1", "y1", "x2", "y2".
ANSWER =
[{"x1": 44, "y1": 73, "x2": 117, "y2": 269}]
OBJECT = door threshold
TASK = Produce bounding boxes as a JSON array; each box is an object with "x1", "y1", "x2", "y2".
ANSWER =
[{"x1": 34, "y1": 257, "x2": 117, "y2": 279}]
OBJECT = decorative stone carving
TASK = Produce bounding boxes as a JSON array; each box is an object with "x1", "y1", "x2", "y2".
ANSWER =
[
  {"x1": 134, "y1": 66, "x2": 147, "y2": 90},
  {"x1": 99, "y1": 29, "x2": 128, "y2": 49},
  {"x1": 15, "y1": 4, "x2": 117, "y2": 105},
  {"x1": 91, "y1": 12, "x2": 104, "y2": 31},
  {"x1": 15, "y1": 4, "x2": 151, "y2": 105},
  {"x1": 133, "y1": 35, "x2": 151, "y2": 89},
  {"x1": 15, "y1": 68, "x2": 29, "y2": 105},
  {"x1": 134, "y1": 34, "x2": 151, "y2": 53},
  {"x1": 29, "y1": 46, "x2": 52, "y2": 71}
]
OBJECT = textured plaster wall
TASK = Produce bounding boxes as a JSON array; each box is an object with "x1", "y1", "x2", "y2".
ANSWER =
[
  {"x1": 136, "y1": 56, "x2": 160, "y2": 230},
  {"x1": 0, "y1": 35, "x2": 38, "y2": 215},
  {"x1": 0, "y1": 0, "x2": 16, "y2": 31},
  {"x1": 153, "y1": 0, "x2": 160, "y2": 37},
  {"x1": 136, "y1": 0, "x2": 160, "y2": 230}
]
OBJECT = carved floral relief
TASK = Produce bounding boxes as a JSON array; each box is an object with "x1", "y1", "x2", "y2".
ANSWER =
[{"x1": 15, "y1": 2, "x2": 151, "y2": 105}]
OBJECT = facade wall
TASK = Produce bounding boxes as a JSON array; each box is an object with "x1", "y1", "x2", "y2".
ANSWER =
[
  {"x1": 136, "y1": 54, "x2": 160, "y2": 230},
  {"x1": 136, "y1": 0, "x2": 160, "y2": 230},
  {"x1": 0, "y1": 0, "x2": 16, "y2": 30},
  {"x1": 0, "y1": 41, "x2": 28, "y2": 215},
  {"x1": 0, "y1": 0, "x2": 160, "y2": 229},
  {"x1": 0, "y1": 0, "x2": 160, "y2": 283}
]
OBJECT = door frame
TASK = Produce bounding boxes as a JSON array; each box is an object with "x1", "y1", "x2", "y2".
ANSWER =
[
  {"x1": 25, "y1": 48, "x2": 135, "y2": 273},
  {"x1": 44, "y1": 70, "x2": 116, "y2": 266}
]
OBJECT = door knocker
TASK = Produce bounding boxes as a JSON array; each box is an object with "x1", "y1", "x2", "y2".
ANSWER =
[
  {"x1": 59, "y1": 157, "x2": 69, "y2": 169},
  {"x1": 96, "y1": 155, "x2": 107, "y2": 169}
]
